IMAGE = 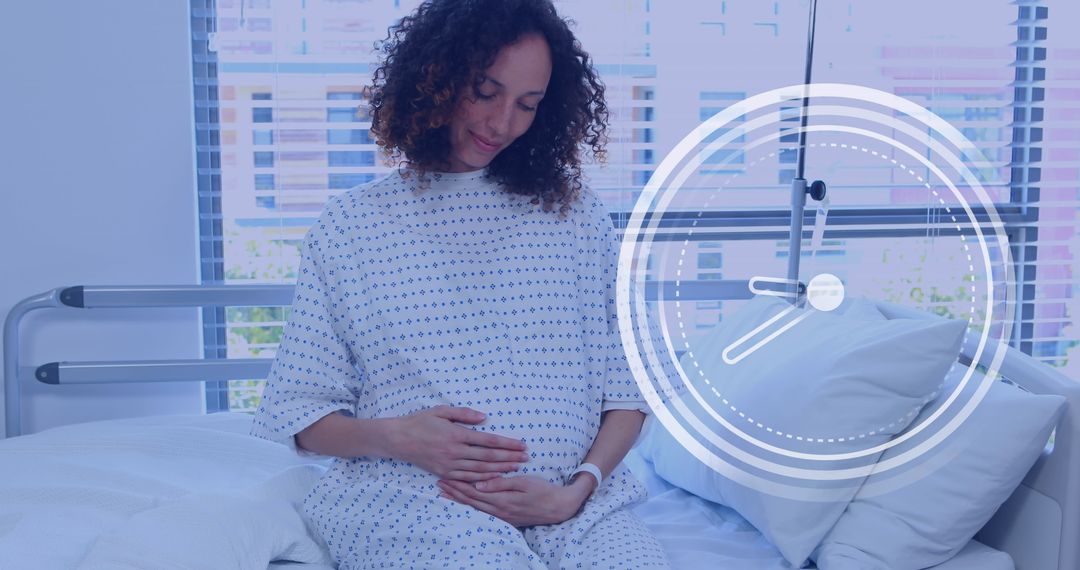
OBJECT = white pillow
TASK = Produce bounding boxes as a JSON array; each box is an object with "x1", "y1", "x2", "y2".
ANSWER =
[
  {"x1": 638, "y1": 295, "x2": 966, "y2": 566},
  {"x1": 813, "y1": 367, "x2": 1066, "y2": 570}
]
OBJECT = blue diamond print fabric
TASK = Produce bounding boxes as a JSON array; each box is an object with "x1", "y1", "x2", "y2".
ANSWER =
[{"x1": 252, "y1": 168, "x2": 669, "y2": 569}]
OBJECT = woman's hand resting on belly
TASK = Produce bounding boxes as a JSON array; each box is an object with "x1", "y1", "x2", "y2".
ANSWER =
[
  {"x1": 434, "y1": 409, "x2": 646, "y2": 528},
  {"x1": 387, "y1": 405, "x2": 531, "y2": 482},
  {"x1": 295, "y1": 405, "x2": 530, "y2": 482},
  {"x1": 436, "y1": 473, "x2": 596, "y2": 528}
]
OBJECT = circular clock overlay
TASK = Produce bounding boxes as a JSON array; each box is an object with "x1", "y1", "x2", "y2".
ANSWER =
[{"x1": 619, "y1": 83, "x2": 1015, "y2": 499}]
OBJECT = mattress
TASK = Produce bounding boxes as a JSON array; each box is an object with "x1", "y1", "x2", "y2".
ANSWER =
[{"x1": 0, "y1": 413, "x2": 1012, "y2": 569}]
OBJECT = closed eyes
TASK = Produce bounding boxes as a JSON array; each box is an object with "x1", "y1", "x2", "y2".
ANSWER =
[{"x1": 473, "y1": 88, "x2": 538, "y2": 112}]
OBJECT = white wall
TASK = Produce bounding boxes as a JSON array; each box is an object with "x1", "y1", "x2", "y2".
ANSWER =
[{"x1": 0, "y1": 1, "x2": 205, "y2": 436}]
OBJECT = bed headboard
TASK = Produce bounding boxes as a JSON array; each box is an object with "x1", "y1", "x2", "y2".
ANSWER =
[{"x1": 4, "y1": 284, "x2": 1077, "y2": 569}]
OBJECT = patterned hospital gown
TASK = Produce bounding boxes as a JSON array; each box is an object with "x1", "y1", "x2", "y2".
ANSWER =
[{"x1": 252, "y1": 168, "x2": 670, "y2": 569}]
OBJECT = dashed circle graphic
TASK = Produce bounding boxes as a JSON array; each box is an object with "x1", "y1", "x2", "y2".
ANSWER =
[
  {"x1": 674, "y1": 141, "x2": 974, "y2": 446},
  {"x1": 618, "y1": 83, "x2": 1014, "y2": 488},
  {"x1": 651, "y1": 122, "x2": 987, "y2": 462}
]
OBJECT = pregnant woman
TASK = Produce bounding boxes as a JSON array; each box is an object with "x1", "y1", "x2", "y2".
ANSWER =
[{"x1": 252, "y1": 1, "x2": 669, "y2": 568}]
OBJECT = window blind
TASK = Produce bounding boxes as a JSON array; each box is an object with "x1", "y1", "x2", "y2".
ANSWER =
[{"x1": 190, "y1": 0, "x2": 1079, "y2": 412}]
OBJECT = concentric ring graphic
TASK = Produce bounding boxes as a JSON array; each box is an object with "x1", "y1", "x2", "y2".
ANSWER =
[{"x1": 619, "y1": 83, "x2": 1016, "y2": 497}]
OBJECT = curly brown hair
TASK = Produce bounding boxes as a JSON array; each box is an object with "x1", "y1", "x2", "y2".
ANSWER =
[{"x1": 367, "y1": 0, "x2": 608, "y2": 213}]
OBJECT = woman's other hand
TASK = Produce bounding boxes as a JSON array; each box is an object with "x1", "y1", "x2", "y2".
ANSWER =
[
  {"x1": 387, "y1": 405, "x2": 530, "y2": 482},
  {"x1": 436, "y1": 474, "x2": 595, "y2": 527}
]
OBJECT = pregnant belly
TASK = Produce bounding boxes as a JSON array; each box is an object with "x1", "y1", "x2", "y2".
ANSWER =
[
  {"x1": 341, "y1": 403, "x2": 597, "y2": 489},
  {"x1": 469, "y1": 406, "x2": 596, "y2": 483}
]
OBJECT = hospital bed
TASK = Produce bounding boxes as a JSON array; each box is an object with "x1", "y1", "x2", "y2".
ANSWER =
[{"x1": 3, "y1": 284, "x2": 1078, "y2": 569}]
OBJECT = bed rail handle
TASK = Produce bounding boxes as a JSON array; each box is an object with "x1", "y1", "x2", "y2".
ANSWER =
[
  {"x1": 59, "y1": 286, "x2": 85, "y2": 308},
  {"x1": 49, "y1": 282, "x2": 766, "y2": 309},
  {"x1": 33, "y1": 359, "x2": 274, "y2": 385},
  {"x1": 69, "y1": 285, "x2": 296, "y2": 308}
]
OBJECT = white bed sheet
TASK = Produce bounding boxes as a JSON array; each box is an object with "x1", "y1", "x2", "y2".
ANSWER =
[
  {"x1": 0, "y1": 414, "x2": 1013, "y2": 570},
  {"x1": 625, "y1": 450, "x2": 1014, "y2": 570},
  {"x1": 0, "y1": 413, "x2": 334, "y2": 570}
]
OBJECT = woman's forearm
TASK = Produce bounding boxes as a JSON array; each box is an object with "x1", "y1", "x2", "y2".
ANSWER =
[
  {"x1": 580, "y1": 409, "x2": 646, "y2": 481},
  {"x1": 295, "y1": 411, "x2": 394, "y2": 458},
  {"x1": 561, "y1": 409, "x2": 646, "y2": 506}
]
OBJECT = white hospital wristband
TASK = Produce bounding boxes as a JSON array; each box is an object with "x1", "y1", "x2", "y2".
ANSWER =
[{"x1": 569, "y1": 462, "x2": 603, "y2": 488}]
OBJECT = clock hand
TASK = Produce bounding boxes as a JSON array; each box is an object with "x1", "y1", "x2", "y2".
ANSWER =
[
  {"x1": 748, "y1": 276, "x2": 801, "y2": 299},
  {"x1": 722, "y1": 303, "x2": 812, "y2": 365},
  {"x1": 721, "y1": 273, "x2": 845, "y2": 365}
]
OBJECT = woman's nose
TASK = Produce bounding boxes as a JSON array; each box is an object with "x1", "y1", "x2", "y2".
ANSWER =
[{"x1": 485, "y1": 101, "x2": 514, "y2": 136}]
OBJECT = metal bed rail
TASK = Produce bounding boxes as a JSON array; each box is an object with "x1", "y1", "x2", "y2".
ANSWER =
[{"x1": 3, "y1": 285, "x2": 294, "y2": 438}]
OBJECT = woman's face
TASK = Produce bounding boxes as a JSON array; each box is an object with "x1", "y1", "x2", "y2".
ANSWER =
[{"x1": 445, "y1": 33, "x2": 552, "y2": 173}]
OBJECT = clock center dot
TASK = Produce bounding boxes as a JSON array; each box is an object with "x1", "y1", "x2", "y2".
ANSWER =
[{"x1": 807, "y1": 273, "x2": 845, "y2": 312}]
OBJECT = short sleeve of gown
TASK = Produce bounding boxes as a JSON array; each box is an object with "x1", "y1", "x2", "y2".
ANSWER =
[
  {"x1": 250, "y1": 209, "x2": 365, "y2": 449},
  {"x1": 588, "y1": 194, "x2": 650, "y2": 416}
]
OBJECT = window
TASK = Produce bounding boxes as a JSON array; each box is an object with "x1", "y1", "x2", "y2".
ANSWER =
[
  {"x1": 327, "y1": 91, "x2": 362, "y2": 100},
  {"x1": 252, "y1": 107, "x2": 273, "y2": 123},
  {"x1": 192, "y1": 0, "x2": 1080, "y2": 413},
  {"x1": 327, "y1": 129, "x2": 372, "y2": 144},
  {"x1": 697, "y1": 252, "x2": 723, "y2": 269},
  {"x1": 327, "y1": 108, "x2": 362, "y2": 122},
  {"x1": 632, "y1": 170, "x2": 653, "y2": 186},
  {"x1": 328, "y1": 151, "x2": 375, "y2": 167},
  {"x1": 253, "y1": 151, "x2": 274, "y2": 167},
  {"x1": 632, "y1": 149, "x2": 654, "y2": 164},
  {"x1": 634, "y1": 128, "x2": 654, "y2": 143},
  {"x1": 252, "y1": 130, "x2": 273, "y2": 145},
  {"x1": 254, "y1": 174, "x2": 274, "y2": 190},
  {"x1": 329, "y1": 173, "x2": 376, "y2": 189}
]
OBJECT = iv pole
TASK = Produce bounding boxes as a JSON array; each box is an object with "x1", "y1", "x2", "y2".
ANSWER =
[{"x1": 785, "y1": 0, "x2": 828, "y2": 300}]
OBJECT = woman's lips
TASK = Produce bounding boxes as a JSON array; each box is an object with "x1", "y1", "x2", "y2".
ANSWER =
[{"x1": 470, "y1": 132, "x2": 500, "y2": 153}]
